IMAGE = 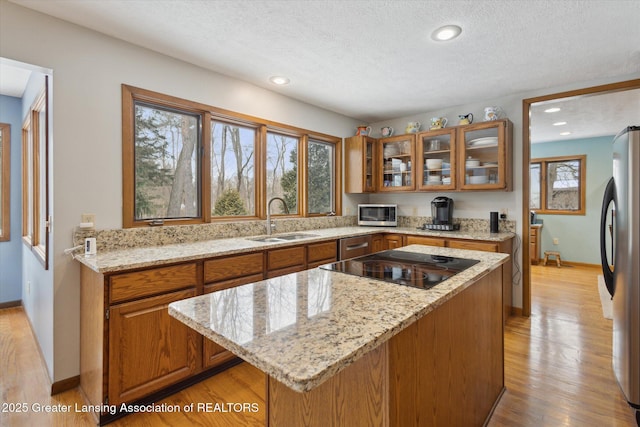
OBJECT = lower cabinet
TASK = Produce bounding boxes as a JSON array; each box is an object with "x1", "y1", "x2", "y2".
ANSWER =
[
  {"x1": 383, "y1": 233, "x2": 405, "y2": 250},
  {"x1": 371, "y1": 234, "x2": 385, "y2": 253},
  {"x1": 108, "y1": 288, "x2": 200, "y2": 405}
]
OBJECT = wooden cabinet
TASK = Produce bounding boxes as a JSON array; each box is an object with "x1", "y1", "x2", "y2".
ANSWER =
[
  {"x1": 267, "y1": 245, "x2": 307, "y2": 278},
  {"x1": 416, "y1": 127, "x2": 457, "y2": 191},
  {"x1": 405, "y1": 235, "x2": 446, "y2": 247},
  {"x1": 458, "y1": 119, "x2": 512, "y2": 191},
  {"x1": 307, "y1": 241, "x2": 338, "y2": 268},
  {"x1": 345, "y1": 135, "x2": 377, "y2": 193},
  {"x1": 448, "y1": 239, "x2": 499, "y2": 252},
  {"x1": 344, "y1": 119, "x2": 512, "y2": 193},
  {"x1": 106, "y1": 263, "x2": 199, "y2": 406},
  {"x1": 108, "y1": 289, "x2": 200, "y2": 405},
  {"x1": 530, "y1": 225, "x2": 542, "y2": 264},
  {"x1": 371, "y1": 234, "x2": 385, "y2": 253},
  {"x1": 383, "y1": 234, "x2": 405, "y2": 249},
  {"x1": 203, "y1": 253, "x2": 264, "y2": 368},
  {"x1": 379, "y1": 134, "x2": 416, "y2": 192}
]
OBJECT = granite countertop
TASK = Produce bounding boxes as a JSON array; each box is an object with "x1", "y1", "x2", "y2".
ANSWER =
[
  {"x1": 168, "y1": 244, "x2": 509, "y2": 393},
  {"x1": 75, "y1": 226, "x2": 515, "y2": 274}
]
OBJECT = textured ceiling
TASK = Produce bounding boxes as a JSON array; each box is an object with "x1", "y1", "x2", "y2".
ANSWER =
[{"x1": 5, "y1": 0, "x2": 640, "y2": 138}]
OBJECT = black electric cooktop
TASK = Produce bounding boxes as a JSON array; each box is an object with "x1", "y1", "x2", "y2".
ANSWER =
[{"x1": 320, "y1": 250, "x2": 480, "y2": 290}]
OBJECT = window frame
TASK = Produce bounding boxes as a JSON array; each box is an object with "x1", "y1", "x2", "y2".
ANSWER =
[
  {"x1": 531, "y1": 154, "x2": 586, "y2": 215},
  {"x1": 21, "y1": 82, "x2": 50, "y2": 269},
  {"x1": 0, "y1": 122, "x2": 10, "y2": 241},
  {"x1": 122, "y1": 85, "x2": 341, "y2": 228}
]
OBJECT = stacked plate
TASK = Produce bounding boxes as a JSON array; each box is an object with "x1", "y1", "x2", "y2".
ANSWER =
[{"x1": 468, "y1": 136, "x2": 498, "y2": 147}]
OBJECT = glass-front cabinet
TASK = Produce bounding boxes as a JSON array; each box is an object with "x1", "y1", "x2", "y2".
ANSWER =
[
  {"x1": 378, "y1": 134, "x2": 415, "y2": 192},
  {"x1": 345, "y1": 135, "x2": 377, "y2": 193},
  {"x1": 458, "y1": 119, "x2": 512, "y2": 191},
  {"x1": 417, "y1": 128, "x2": 456, "y2": 191}
]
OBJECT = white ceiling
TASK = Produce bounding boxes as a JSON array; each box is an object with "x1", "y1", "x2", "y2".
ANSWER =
[{"x1": 5, "y1": 0, "x2": 640, "y2": 139}]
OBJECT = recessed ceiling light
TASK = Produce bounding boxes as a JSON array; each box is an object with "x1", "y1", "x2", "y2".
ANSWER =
[
  {"x1": 269, "y1": 76, "x2": 290, "y2": 85},
  {"x1": 544, "y1": 107, "x2": 561, "y2": 113},
  {"x1": 560, "y1": 131, "x2": 572, "y2": 136},
  {"x1": 431, "y1": 25, "x2": 462, "y2": 41},
  {"x1": 553, "y1": 121, "x2": 567, "y2": 126}
]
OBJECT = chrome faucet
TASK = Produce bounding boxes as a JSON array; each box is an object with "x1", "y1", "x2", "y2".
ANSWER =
[{"x1": 266, "y1": 197, "x2": 289, "y2": 235}]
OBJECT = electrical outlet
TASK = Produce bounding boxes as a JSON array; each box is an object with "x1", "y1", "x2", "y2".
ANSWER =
[
  {"x1": 500, "y1": 208, "x2": 508, "y2": 219},
  {"x1": 81, "y1": 213, "x2": 96, "y2": 224},
  {"x1": 553, "y1": 237, "x2": 559, "y2": 245}
]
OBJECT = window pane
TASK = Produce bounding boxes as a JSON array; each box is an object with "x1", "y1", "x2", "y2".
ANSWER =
[
  {"x1": 530, "y1": 163, "x2": 541, "y2": 209},
  {"x1": 308, "y1": 140, "x2": 334, "y2": 214},
  {"x1": 211, "y1": 121, "x2": 256, "y2": 217},
  {"x1": 37, "y1": 108, "x2": 47, "y2": 248},
  {"x1": 546, "y1": 159, "x2": 581, "y2": 210},
  {"x1": 25, "y1": 124, "x2": 33, "y2": 238},
  {"x1": 266, "y1": 132, "x2": 298, "y2": 213},
  {"x1": 134, "y1": 102, "x2": 200, "y2": 220}
]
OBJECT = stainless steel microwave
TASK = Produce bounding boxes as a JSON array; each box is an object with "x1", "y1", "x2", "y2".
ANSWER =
[{"x1": 358, "y1": 204, "x2": 398, "y2": 227}]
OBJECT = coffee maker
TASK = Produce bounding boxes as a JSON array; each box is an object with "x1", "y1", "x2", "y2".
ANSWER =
[{"x1": 425, "y1": 197, "x2": 460, "y2": 230}]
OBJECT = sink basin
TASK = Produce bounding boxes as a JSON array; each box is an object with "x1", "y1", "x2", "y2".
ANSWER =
[{"x1": 249, "y1": 233, "x2": 319, "y2": 243}]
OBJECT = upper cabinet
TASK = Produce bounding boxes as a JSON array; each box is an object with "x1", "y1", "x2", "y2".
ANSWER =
[
  {"x1": 378, "y1": 134, "x2": 416, "y2": 192},
  {"x1": 457, "y1": 119, "x2": 512, "y2": 191},
  {"x1": 417, "y1": 127, "x2": 457, "y2": 191},
  {"x1": 345, "y1": 135, "x2": 377, "y2": 193},
  {"x1": 344, "y1": 118, "x2": 512, "y2": 193}
]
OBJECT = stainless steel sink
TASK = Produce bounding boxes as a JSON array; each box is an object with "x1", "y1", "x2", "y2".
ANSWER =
[{"x1": 249, "y1": 233, "x2": 319, "y2": 243}]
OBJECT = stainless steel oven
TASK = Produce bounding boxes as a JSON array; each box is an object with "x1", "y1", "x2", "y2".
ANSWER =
[{"x1": 358, "y1": 204, "x2": 397, "y2": 227}]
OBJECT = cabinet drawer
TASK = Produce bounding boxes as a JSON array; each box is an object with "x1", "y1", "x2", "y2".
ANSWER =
[
  {"x1": 308, "y1": 241, "x2": 337, "y2": 264},
  {"x1": 448, "y1": 240, "x2": 499, "y2": 253},
  {"x1": 204, "y1": 273, "x2": 264, "y2": 293},
  {"x1": 110, "y1": 263, "x2": 197, "y2": 304},
  {"x1": 204, "y1": 252, "x2": 264, "y2": 284},
  {"x1": 268, "y1": 246, "x2": 306, "y2": 271},
  {"x1": 405, "y1": 235, "x2": 446, "y2": 247}
]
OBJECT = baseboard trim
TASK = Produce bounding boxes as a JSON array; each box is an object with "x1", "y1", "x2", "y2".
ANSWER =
[
  {"x1": 52, "y1": 375, "x2": 80, "y2": 395},
  {"x1": 0, "y1": 300, "x2": 21, "y2": 309},
  {"x1": 511, "y1": 307, "x2": 524, "y2": 317}
]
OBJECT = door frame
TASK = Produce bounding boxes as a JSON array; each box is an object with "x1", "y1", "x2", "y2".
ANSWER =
[{"x1": 521, "y1": 78, "x2": 640, "y2": 316}]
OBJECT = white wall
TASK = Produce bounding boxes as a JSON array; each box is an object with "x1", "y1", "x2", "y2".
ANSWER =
[{"x1": 0, "y1": 0, "x2": 361, "y2": 383}]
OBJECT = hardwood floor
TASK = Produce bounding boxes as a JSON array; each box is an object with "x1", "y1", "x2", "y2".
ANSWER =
[
  {"x1": 0, "y1": 264, "x2": 636, "y2": 426},
  {"x1": 489, "y1": 264, "x2": 636, "y2": 426}
]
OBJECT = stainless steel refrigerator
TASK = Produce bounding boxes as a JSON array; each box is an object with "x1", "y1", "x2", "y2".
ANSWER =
[{"x1": 600, "y1": 126, "x2": 640, "y2": 421}]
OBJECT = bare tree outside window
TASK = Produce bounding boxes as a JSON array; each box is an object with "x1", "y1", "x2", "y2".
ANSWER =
[
  {"x1": 531, "y1": 155, "x2": 586, "y2": 215},
  {"x1": 308, "y1": 140, "x2": 334, "y2": 214},
  {"x1": 134, "y1": 103, "x2": 200, "y2": 220},
  {"x1": 211, "y1": 121, "x2": 255, "y2": 217},
  {"x1": 267, "y1": 132, "x2": 298, "y2": 213}
]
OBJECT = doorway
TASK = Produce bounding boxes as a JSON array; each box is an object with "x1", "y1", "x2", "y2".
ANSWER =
[{"x1": 521, "y1": 79, "x2": 640, "y2": 316}]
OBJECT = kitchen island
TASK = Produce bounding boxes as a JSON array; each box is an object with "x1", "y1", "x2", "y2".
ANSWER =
[{"x1": 169, "y1": 244, "x2": 509, "y2": 426}]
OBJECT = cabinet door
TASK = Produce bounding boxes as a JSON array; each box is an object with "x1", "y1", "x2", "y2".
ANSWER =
[
  {"x1": 405, "y1": 235, "x2": 446, "y2": 247},
  {"x1": 457, "y1": 119, "x2": 512, "y2": 191},
  {"x1": 384, "y1": 234, "x2": 405, "y2": 250},
  {"x1": 448, "y1": 239, "x2": 499, "y2": 252},
  {"x1": 108, "y1": 289, "x2": 200, "y2": 405},
  {"x1": 371, "y1": 234, "x2": 385, "y2": 253},
  {"x1": 379, "y1": 134, "x2": 416, "y2": 191},
  {"x1": 417, "y1": 128, "x2": 457, "y2": 191},
  {"x1": 307, "y1": 240, "x2": 338, "y2": 268},
  {"x1": 267, "y1": 245, "x2": 306, "y2": 272},
  {"x1": 345, "y1": 136, "x2": 377, "y2": 193}
]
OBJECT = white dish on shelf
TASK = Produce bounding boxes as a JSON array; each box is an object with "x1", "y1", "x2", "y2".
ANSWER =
[
  {"x1": 465, "y1": 158, "x2": 480, "y2": 168},
  {"x1": 468, "y1": 136, "x2": 498, "y2": 147},
  {"x1": 469, "y1": 175, "x2": 489, "y2": 184},
  {"x1": 425, "y1": 158, "x2": 443, "y2": 170}
]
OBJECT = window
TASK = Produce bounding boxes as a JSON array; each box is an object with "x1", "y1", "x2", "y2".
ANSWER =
[
  {"x1": 0, "y1": 123, "x2": 10, "y2": 241},
  {"x1": 211, "y1": 120, "x2": 256, "y2": 217},
  {"x1": 123, "y1": 85, "x2": 341, "y2": 227},
  {"x1": 266, "y1": 131, "x2": 299, "y2": 214},
  {"x1": 307, "y1": 140, "x2": 335, "y2": 214},
  {"x1": 530, "y1": 155, "x2": 586, "y2": 215},
  {"x1": 22, "y1": 81, "x2": 50, "y2": 268}
]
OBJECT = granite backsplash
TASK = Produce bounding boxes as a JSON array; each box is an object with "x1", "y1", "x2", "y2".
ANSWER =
[{"x1": 73, "y1": 215, "x2": 515, "y2": 252}]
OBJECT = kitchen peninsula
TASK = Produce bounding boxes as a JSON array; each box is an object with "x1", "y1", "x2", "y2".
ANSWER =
[{"x1": 169, "y1": 244, "x2": 509, "y2": 426}]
